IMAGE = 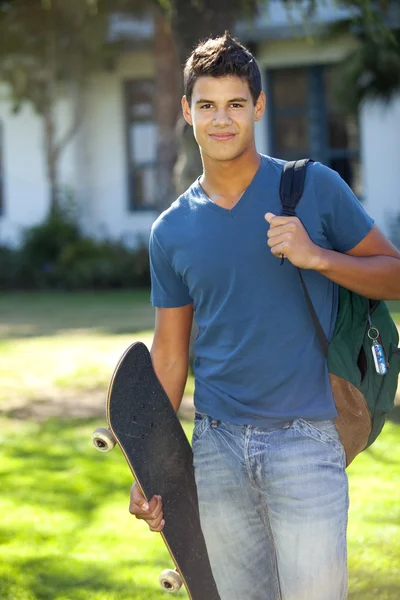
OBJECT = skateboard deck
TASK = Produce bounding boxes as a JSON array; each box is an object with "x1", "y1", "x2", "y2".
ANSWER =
[{"x1": 93, "y1": 342, "x2": 220, "y2": 599}]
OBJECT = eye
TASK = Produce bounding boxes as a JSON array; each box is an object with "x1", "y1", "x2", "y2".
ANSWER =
[
  {"x1": 230, "y1": 103, "x2": 243, "y2": 109},
  {"x1": 200, "y1": 104, "x2": 212, "y2": 109}
]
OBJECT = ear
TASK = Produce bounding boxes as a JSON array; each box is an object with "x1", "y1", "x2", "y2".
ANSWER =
[
  {"x1": 254, "y1": 91, "x2": 266, "y2": 122},
  {"x1": 181, "y1": 96, "x2": 193, "y2": 126}
]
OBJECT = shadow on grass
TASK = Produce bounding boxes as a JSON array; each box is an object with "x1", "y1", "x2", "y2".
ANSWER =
[
  {"x1": 1, "y1": 323, "x2": 155, "y2": 341},
  {"x1": 0, "y1": 555, "x2": 177, "y2": 600},
  {"x1": 2, "y1": 418, "x2": 130, "y2": 518},
  {"x1": 0, "y1": 290, "x2": 155, "y2": 340}
]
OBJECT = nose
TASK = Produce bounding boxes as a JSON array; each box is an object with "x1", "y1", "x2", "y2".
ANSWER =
[{"x1": 212, "y1": 109, "x2": 232, "y2": 127}]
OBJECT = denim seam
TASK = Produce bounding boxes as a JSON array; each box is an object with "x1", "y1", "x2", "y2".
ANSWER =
[
  {"x1": 298, "y1": 418, "x2": 341, "y2": 445},
  {"x1": 243, "y1": 427, "x2": 257, "y2": 489},
  {"x1": 342, "y1": 485, "x2": 350, "y2": 600},
  {"x1": 296, "y1": 419, "x2": 345, "y2": 462},
  {"x1": 192, "y1": 416, "x2": 211, "y2": 443},
  {"x1": 260, "y1": 501, "x2": 283, "y2": 600},
  {"x1": 244, "y1": 427, "x2": 282, "y2": 599}
]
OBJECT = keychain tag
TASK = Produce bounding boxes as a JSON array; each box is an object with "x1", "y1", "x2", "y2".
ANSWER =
[{"x1": 368, "y1": 326, "x2": 387, "y2": 376}]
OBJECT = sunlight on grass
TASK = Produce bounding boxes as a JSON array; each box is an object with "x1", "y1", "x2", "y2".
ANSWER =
[
  {"x1": 0, "y1": 292, "x2": 196, "y2": 403},
  {"x1": 0, "y1": 417, "x2": 398, "y2": 599},
  {"x1": 347, "y1": 423, "x2": 400, "y2": 599},
  {"x1": 0, "y1": 417, "x2": 193, "y2": 600},
  {"x1": 0, "y1": 292, "x2": 399, "y2": 599}
]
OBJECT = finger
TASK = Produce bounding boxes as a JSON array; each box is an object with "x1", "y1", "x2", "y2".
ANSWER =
[
  {"x1": 265, "y1": 213, "x2": 297, "y2": 227},
  {"x1": 269, "y1": 241, "x2": 287, "y2": 258},
  {"x1": 148, "y1": 509, "x2": 165, "y2": 531},
  {"x1": 130, "y1": 482, "x2": 148, "y2": 508},
  {"x1": 149, "y1": 517, "x2": 165, "y2": 533},
  {"x1": 129, "y1": 491, "x2": 159, "y2": 516},
  {"x1": 143, "y1": 496, "x2": 163, "y2": 521},
  {"x1": 267, "y1": 234, "x2": 290, "y2": 249},
  {"x1": 267, "y1": 223, "x2": 296, "y2": 238},
  {"x1": 264, "y1": 212, "x2": 276, "y2": 224},
  {"x1": 129, "y1": 501, "x2": 148, "y2": 517},
  {"x1": 136, "y1": 497, "x2": 163, "y2": 523}
]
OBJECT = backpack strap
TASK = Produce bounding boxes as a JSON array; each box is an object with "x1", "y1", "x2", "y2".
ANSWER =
[
  {"x1": 280, "y1": 159, "x2": 313, "y2": 216},
  {"x1": 279, "y1": 159, "x2": 329, "y2": 357}
]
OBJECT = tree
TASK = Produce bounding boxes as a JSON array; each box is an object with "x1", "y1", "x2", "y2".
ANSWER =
[
  {"x1": 322, "y1": 0, "x2": 400, "y2": 114},
  {"x1": 153, "y1": 0, "x2": 399, "y2": 195},
  {"x1": 169, "y1": 0, "x2": 258, "y2": 193},
  {"x1": 0, "y1": 0, "x2": 145, "y2": 215}
]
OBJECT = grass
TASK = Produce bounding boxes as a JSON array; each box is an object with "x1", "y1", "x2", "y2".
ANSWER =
[
  {"x1": 0, "y1": 292, "x2": 399, "y2": 599},
  {"x1": 0, "y1": 416, "x2": 398, "y2": 600},
  {"x1": 0, "y1": 417, "x2": 194, "y2": 600},
  {"x1": 0, "y1": 291, "x2": 194, "y2": 403}
]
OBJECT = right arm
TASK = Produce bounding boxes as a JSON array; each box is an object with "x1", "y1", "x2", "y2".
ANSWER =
[
  {"x1": 129, "y1": 303, "x2": 194, "y2": 531},
  {"x1": 151, "y1": 303, "x2": 194, "y2": 412}
]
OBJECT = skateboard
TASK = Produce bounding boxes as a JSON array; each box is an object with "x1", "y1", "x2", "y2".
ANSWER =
[{"x1": 91, "y1": 341, "x2": 220, "y2": 599}]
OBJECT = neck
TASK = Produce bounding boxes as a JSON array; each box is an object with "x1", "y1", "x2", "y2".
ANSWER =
[{"x1": 200, "y1": 147, "x2": 261, "y2": 197}]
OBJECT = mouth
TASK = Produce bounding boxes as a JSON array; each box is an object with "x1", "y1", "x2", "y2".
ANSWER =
[{"x1": 209, "y1": 133, "x2": 236, "y2": 142}]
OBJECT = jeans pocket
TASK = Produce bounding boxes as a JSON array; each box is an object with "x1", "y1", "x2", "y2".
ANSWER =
[
  {"x1": 297, "y1": 419, "x2": 345, "y2": 462},
  {"x1": 192, "y1": 413, "x2": 211, "y2": 444}
]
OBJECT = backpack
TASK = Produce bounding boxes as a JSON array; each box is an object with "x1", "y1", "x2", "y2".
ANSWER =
[{"x1": 279, "y1": 159, "x2": 400, "y2": 466}]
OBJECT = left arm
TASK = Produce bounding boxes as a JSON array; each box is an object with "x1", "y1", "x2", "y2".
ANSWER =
[
  {"x1": 266, "y1": 215, "x2": 400, "y2": 300},
  {"x1": 315, "y1": 225, "x2": 400, "y2": 300}
]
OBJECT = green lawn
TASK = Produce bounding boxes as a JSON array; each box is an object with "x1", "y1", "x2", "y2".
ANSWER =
[
  {"x1": 0, "y1": 292, "x2": 399, "y2": 599},
  {"x1": 0, "y1": 416, "x2": 193, "y2": 600},
  {"x1": 0, "y1": 416, "x2": 399, "y2": 600},
  {"x1": 0, "y1": 291, "x2": 194, "y2": 404}
]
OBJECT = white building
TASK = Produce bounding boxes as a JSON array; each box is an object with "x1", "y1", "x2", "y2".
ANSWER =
[{"x1": 0, "y1": 2, "x2": 399, "y2": 247}]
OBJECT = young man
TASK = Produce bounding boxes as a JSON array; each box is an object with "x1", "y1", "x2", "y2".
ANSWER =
[{"x1": 129, "y1": 33, "x2": 400, "y2": 600}]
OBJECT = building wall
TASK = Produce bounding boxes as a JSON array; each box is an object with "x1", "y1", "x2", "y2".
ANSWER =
[
  {"x1": 257, "y1": 36, "x2": 400, "y2": 238},
  {"x1": 257, "y1": 34, "x2": 358, "y2": 69},
  {"x1": 80, "y1": 51, "x2": 158, "y2": 244},
  {"x1": 0, "y1": 85, "x2": 86, "y2": 245},
  {"x1": 0, "y1": 50, "x2": 158, "y2": 247},
  {"x1": 0, "y1": 32, "x2": 399, "y2": 246},
  {"x1": 0, "y1": 92, "x2": 46, "y2": 245},
  {"x1": 361, "y1": 96, "x2": 400, "y2": 239}
]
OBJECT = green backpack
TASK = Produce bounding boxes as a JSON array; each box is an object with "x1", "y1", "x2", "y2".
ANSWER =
[{"x1": 280, "y1": 159, "x2": 400, "y2": 464}]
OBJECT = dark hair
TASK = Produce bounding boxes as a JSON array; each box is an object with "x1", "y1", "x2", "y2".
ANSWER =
[{"x1": 184, "y1": 32, "x2": 262, "y2": 106}]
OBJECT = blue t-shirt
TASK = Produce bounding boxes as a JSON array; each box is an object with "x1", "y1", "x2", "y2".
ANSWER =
[{"x1": 149, "y1": 155, "x2": 375, "y2": 427}]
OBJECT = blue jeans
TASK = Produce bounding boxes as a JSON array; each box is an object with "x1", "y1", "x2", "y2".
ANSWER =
[{"x1": 192, "y1": 415, "x2": 349, "y2": 600}]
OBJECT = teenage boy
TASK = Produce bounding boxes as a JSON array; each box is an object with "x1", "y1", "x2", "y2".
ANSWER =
[{"x1": 129, "y1": 33, "x2": 400, "y2": 600}]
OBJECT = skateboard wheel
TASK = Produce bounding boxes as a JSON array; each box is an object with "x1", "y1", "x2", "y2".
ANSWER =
[
  {"x1": 159, "y1": 569, "x2": 183, "y2": 593},
  {"x1": 91, "y1": 428, "x2": 116, "y2": 452}
]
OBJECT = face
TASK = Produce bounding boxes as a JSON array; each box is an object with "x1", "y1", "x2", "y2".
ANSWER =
[{"x1": 182, "y1": 75, "x2": 265, "y2": 163}]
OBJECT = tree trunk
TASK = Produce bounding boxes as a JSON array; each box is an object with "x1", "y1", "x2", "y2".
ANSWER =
[
  {"x1": 153, "y1": 6, "x2": 181, "y2": 210},
  {"x1": 170, "y1": 0, "x2": 241, "y2": 193},
  {"x1": 43, "y1": 9, "x2": 60, "y2": 217},
  {"x1": 168, "y1": 0, "x2": 242, "y2": 362}
]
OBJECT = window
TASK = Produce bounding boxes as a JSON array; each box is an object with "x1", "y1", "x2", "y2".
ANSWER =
[
  {"x1": 267, "y1": 66, "x2": 362, "y2": 197},
  {"x1": 125, "y1": 80, "x2": 158, "y2": 211}
]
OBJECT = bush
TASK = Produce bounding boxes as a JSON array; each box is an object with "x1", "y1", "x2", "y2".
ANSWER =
[
  {"x1": 0, "y1": 245, "x2": 22, "y2": 289},
  {"x1": 0, "y1": 210, "x2": 151, "y2": 291}
]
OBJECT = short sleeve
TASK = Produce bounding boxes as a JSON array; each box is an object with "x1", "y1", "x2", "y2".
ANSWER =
[
  {"x1": 149, "y1": 229, "x2": 192, "y2": 308},
  {"x1": 312, "y1": 163, "x2": 375, "y2": 252}
]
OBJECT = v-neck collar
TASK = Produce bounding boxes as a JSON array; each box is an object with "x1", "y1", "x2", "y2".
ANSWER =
[{"x1": 193, "y1": 155, "x2": 265, "y2": 218}]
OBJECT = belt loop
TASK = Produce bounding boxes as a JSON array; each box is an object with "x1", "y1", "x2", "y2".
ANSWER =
[{"x1": 211, "y1": 419, "x2": 219, "y2": 428}]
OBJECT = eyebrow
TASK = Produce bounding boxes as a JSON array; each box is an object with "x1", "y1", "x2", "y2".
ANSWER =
[{"x1": 196, "y1": 97, "x2": 248, "y2": 105}]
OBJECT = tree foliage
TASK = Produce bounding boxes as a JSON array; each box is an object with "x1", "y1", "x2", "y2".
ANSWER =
[
  {"x1": 320, "y1": 0, "x2": 400, "y2": 112},
  {"x1": 0, "y1": 0, "x2": 145, "y2": 212}
]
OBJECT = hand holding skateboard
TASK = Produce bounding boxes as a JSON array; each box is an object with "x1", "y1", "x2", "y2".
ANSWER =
[
  {"x1": 129, "y1": 482, "x2": 165, "y2": 532},
  {"x1": 91, "y1": 342, "x2": 219, "y2": 598}
]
